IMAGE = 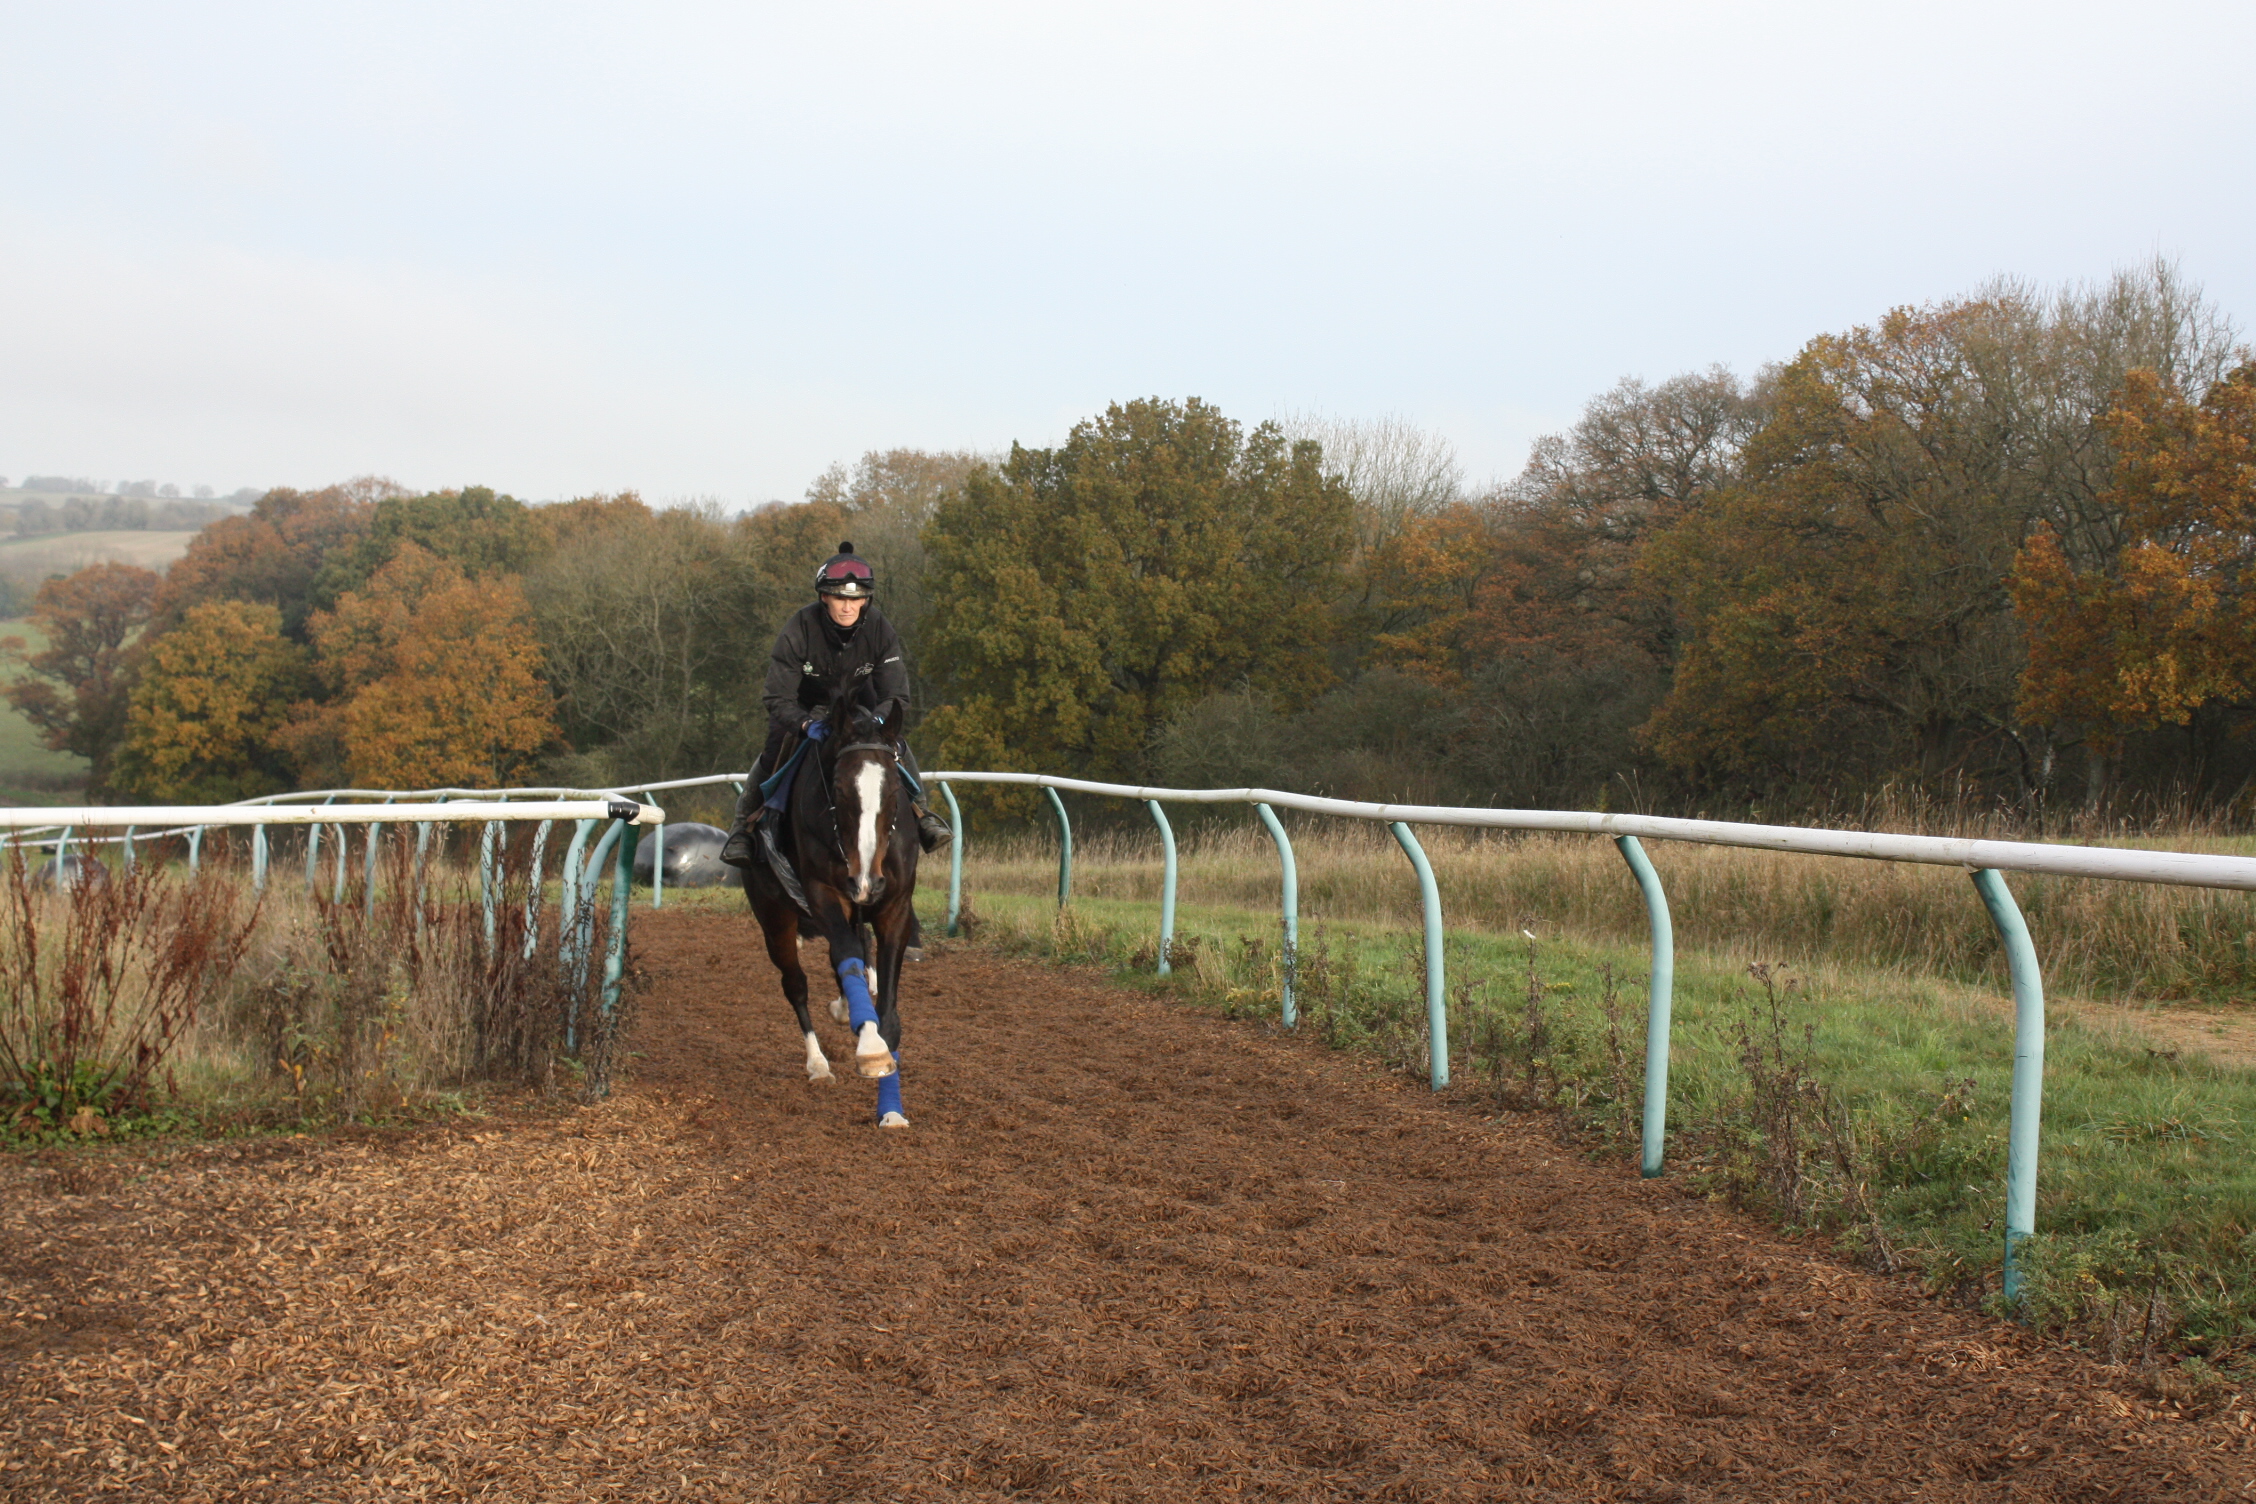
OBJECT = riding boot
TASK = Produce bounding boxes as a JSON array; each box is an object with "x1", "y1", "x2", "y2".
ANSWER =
[
  {"x1": 913, "y1": 801, "x2": 952, "y2": 853},
  {"x1": 719, "y1": 761, "x2": 767, "y2": 870}
]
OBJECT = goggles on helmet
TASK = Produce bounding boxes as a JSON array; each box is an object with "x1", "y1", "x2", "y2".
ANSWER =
[{"x1": 815, "y1": 548, "x2": 874, "y2": 597}]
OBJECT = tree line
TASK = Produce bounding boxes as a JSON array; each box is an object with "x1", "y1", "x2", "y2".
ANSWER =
[{"x1": 7, "y1": 261, "x2": 2251, "y2": 820}]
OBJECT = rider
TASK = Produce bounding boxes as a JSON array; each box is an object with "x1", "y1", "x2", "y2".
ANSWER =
[{"x1": 718, "y1": 541, "x2": 952, "y2": 871}]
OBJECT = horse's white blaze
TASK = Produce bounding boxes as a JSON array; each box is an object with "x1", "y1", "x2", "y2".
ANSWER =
[
  {"x1": 851, "y1": 758, "x2": 887, "y2": 900},
  {"x1": 803, "y1": 1030, "x2": 833, "y2": 1081}
]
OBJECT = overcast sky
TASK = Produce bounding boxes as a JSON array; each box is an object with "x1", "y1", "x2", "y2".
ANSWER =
[{"x1": 2, "y1": 2, "x2": 2249, "y2": 505}]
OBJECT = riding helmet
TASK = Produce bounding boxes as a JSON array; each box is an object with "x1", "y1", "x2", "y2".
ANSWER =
[{"x1": 814, "y1": 542, "x2": 874, "y2": 599}]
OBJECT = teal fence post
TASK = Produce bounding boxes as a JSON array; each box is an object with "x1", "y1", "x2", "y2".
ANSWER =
[
  {"x1": 1389, "y1": 821, "x2": 1448, "y2": 1091},
  {"x1": 594, "y1": 816, "x2": 643, "y2": 1097},
  {"x1": 941, "y1": 782, "x2": 964, "y2": 937},
  {"x1": 188, "y1": 826, "x2": 204, "y2": 874},
  {"x1": 1614, "y1": 835, "x2": 1677, "y2": 1178},
  {"x1": 306, "y1": 796, "x2": 335, "y2": 892},
  {"x1": 1045, "y1": 785, "x2": 1072, "y2": 908},
  {"x1": 57, "y1": 826, "x2": 71, "y2": 873},
  {"x1": 1255, "y1": 803, "x2": 1298, "y2": 1027},
  {"x1": 480, "y1": 820, "x2": 501, "y2": 952},
  {"x1": 1972, "y1": 867, "x2": 2046, "y2": 1304},
  {"x1": 646, "y1": 791, "x2": 664, "y2": 907},
  {"x1": 524, "y1": 819, "x2": 554, "y2": 956},
  {"x1": 559, "y1": 817, "x2": 596, "y2": 1052},
  {"x1": 364, "y1": 797, "x2": 392, "y2": 918},
  {"x1": 251, "y1": 825, "x2": 267, "y2": 894},
  {"x1": 331, "y1": 822, "x2": 349, "y2": 904},
  {"x1": 1146, "y1": 799, "x2": 1177, "y2": 975},
  {"x1": 122, "y1": 827, "x2": 135, "y2": 872}
]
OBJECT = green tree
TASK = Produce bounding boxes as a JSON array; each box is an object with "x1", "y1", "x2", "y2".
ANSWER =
[
  {"x1": 918, "y1": 398, "x2": 1353, "y2": 784},
  {"x1": 311, "y1": 484, "x2": 542, "y2": 605},
  {"x1": 111, "y1": 600, "x2": 309, "y2": 801}
]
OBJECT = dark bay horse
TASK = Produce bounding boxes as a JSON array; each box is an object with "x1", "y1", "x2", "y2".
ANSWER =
[{"x1": 742, "y1": 688, "x2": 921, "y2": 1126}]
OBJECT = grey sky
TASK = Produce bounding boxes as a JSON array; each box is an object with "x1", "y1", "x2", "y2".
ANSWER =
[{"x1": 3, "y1": 2, "x2": 2248, "y2": 505}]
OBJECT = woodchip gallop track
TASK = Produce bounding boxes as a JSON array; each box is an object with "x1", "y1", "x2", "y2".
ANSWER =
[{"x1": 4, "y1": 907, "x2": 2252, "y2": 1501}]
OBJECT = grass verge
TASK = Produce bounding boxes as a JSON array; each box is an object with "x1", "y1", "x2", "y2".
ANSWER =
[{"x1": 930, "y1": 862, "x2": 2256, "y2": 1398}]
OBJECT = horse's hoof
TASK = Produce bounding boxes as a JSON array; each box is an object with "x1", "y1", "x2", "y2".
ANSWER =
[
  {"x1": 806, "y1": 1058, "x2": 834, "y2": 1082},
  {"x1": 828, "y1": 995, "x2": 848, "y2": 1025},
  {"x1": 878, "y1": 1111, "x2": 911, "y2": 1129},
  {"x1": 904, "y1": 946, "x2": 926, "y2": 962},
  {"x1": 853, "y1": 1021, "x2": 895, "y2": 1077}
]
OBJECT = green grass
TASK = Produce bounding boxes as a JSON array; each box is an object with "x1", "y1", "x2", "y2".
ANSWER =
[
  {"x1": 0, "y1": 618, "x2": 87, "y2": 797},
  {"x1": 927, "y1": 864, "x2": 2256, "y2": 1385}
]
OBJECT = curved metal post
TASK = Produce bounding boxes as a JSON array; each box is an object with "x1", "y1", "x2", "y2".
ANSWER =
[
  {"x1": 1256, "y1": 803, "x2": 1299, "y2": 1028},
  {"x1": 251, "y1": 824, "x2": 267, "y2": 894},
  {"x1": 480, "y1": 820, "x2": 501, "y2": 952},
  {"x1": 1972, "y1": 867, "x2": 2046, "y2": 1303},
  {"x1": 1389, "y1": 821, "x2": 1448, "y2": 1091},
  {"x1": 1614, "y1": 835, "x2": 1677, "y2": 1178},
  {"x1": 558, "y1": 817, "x2": 596, "y2": 1051},
  {"x1": 1045, "y1": 785, "x2": 1072, "y2": 907},
  {"x1": 599, "y1": 817, "x2": 642, "y2": 1034},
  {"x1": 331, "y1": 822, "x2": 349, "y2": 904},
  {"x1": 306, "y1": 795, "x2": 335, "y2": 891},
  {"x1": 941, "y1": 782, "x2": 964, "y2": 937},
  {"x1": 188, "y1": 825, "x2": 204, "y2": 874},
  {"x1": 524, "y1": 819, "x2": 554, "y2": 957},
  {"x1": 56, "y1": 826, "x2": 70, "y2": 871},
  {"x1": 413, "y1": 816, "x2": 435, "y2": 915},
  {"x1": 576, "y1": 819, "x2": 626, "y2": 995},
  {"x1": 1146, "y1": 800, "x2": 1177, "y2": 975},
  {"x1": 121, "y1": 827, "x2": 135, "y2": 872},
  {"x1": 363, "y1": 796, "x2": 393, "y2": 917},
  {"x1": 646, "y1": 792, "x2": 664, "y2": 907}
]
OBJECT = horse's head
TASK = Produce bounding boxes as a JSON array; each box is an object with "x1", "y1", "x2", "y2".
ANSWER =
[{"x1": 823, "y1": 686, "x2": 905, "y2": 907}]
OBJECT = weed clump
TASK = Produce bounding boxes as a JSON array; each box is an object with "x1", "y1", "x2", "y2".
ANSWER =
[{"x1": 0, "y1": 850, "x2": 258, "y2": 1138}]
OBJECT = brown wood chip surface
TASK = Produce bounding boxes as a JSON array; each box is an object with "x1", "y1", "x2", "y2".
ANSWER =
[{"x1": 4, "y1": 908, "x2": 2252, "y2": 1500}]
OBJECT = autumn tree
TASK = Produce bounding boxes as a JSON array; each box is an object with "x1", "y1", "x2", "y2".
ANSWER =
[
  {"x1": 3, "y1": 562, "x2": 163, "y2": 789},
  {"x1": 1637, "y1": 271, "x2": 2242, "y2": 800},
  {"x1": 156, "y1": 480, "x2": 387, "y2": 638},
  {"x1": 918, "y1": 398, "x2": 1354, "y2": 786},
  {"x1": 110, "y1": 601, "x2": 309, "y2": 801},
  {"x1": 293, "y1": 543, "x2": 557, "y2": 789},
  {"x1": 2010, "y1": 366, "x2": 2256, "y2": 788}
]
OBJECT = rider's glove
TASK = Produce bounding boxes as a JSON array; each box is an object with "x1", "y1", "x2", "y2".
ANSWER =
[{"x1": 803, "y1": 717, "x2": 830, "y2": 742}]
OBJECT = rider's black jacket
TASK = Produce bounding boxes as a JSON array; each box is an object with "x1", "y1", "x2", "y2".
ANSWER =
[{"x1": 761, "y1": 602, "x2": 911, "y2": 734}]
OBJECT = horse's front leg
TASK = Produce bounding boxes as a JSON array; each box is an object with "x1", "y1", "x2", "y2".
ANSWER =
[
  {"x1": 869, "y1": 895, "x2": 915, "y2": 1128},
  {"x1": 810, "y1": 890, "x2": 895, "y2": 1080},
  {"x1": 754, "y1": 889, "x2": 830, "y2": 1081}
]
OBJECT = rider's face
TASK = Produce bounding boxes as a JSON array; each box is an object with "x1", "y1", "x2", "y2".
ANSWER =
[{"x1": 824, "y1": 593, "x2": 867, "y2": 627}]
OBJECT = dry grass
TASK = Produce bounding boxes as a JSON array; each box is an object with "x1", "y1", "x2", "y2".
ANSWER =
[
  {"x1": 946, "y1": 817, "x2": 2256, "y2": 1004},
  {"x1": 3, "y1": 826, "x2": 623, "y2": 1139}
]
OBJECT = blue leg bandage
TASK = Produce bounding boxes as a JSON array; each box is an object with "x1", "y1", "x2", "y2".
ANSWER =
[
  {"x1": 876, "y1": 1064, "x2": 903, "y2": 1120},
  {"x1": 837, "y1": 957, "x2": 879, "y2": 1031}
]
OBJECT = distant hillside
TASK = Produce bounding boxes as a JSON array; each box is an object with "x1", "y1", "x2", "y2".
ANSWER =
[{"x1": 0, "y1": 530, "x2": 202, "y2": 579}]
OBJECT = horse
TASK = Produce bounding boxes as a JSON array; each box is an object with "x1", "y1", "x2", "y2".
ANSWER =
[{"x1": 741, "y1": 684, "x2": 922, "y2": 1127}]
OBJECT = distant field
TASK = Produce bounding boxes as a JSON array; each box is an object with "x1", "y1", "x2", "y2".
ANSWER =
[
  {"x1": 0, "y1": 530, "x2": 200, "y2": 578},
  {"x1": 0, "y1": 616, "x2": 89, "y2": 799}
]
